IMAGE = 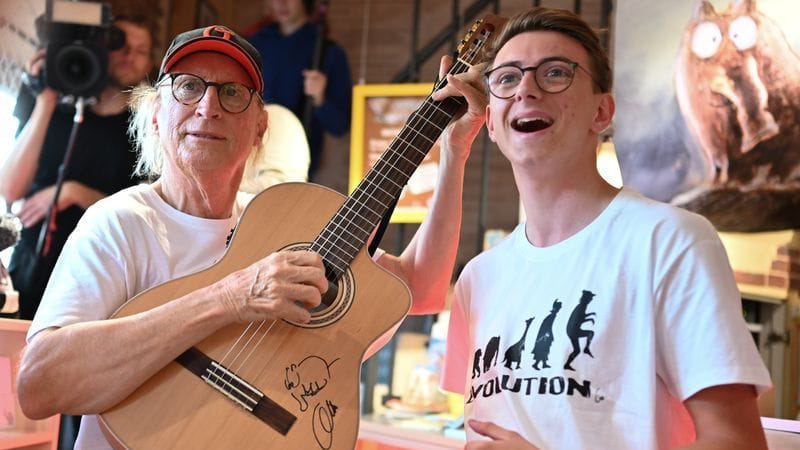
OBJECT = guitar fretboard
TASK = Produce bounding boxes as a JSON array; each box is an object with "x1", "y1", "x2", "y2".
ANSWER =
[{"x1": 310, "y1": 59, "x2": 473, "y2": 282}]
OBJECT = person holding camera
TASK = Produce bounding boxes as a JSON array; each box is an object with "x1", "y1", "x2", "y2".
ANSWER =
[{"x1": 0, "y1": 14, "x2": 156, "y2": 322}]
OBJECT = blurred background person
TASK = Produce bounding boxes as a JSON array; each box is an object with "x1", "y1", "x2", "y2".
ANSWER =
[
  {"x1": 246, "y1": 0, "x2": 352, "y2": 183},
  {"x1": 239, "y1": 102, "x2": 311, "y2": 193}
]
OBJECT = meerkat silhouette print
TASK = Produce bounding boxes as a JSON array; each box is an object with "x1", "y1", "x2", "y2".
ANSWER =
[
  {"x1": 564, "y1": 291, "x2": 596, "y2": 371},
  {"x1": 502, "y1": 317, "x2": 535, "y2": 370},
  {"x1": 532, "y1": 300, "x2": 562, "y2": 370}
]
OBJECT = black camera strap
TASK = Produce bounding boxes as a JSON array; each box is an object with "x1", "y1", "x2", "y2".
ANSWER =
[{"x1": 35, "y1": 96, "x2": 87, "y2": 259}]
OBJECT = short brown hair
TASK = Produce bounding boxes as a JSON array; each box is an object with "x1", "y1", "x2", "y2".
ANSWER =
[{"x1": 484, "y1": 7, "x2": 612, "y2": 93}]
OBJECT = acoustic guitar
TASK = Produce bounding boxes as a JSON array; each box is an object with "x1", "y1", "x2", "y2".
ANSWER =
[{"x1": 99, "y1": 14, "x2": 506, "y2": 450}]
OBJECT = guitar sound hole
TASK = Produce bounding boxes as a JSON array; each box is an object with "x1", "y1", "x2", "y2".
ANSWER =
[
  {"x1": 281, "y1": 243, "x2": 355, "y2": 328},
  {"x1": 315, "y1": 281, "x2": 339, "y2": 311}
]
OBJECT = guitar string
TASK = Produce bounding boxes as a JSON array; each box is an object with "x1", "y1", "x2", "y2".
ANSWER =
[
  {"x1": 221, "y1": 320, "x2": 269, "y2": 369},
  {"x1": 203, "y1": 43, "x2": 482, "y2": 389},
  {"x1": 308, "y1": 88, "x2": 469, "y2": 286},
  {"x1": 314, "y1": 46, "x2": 476, "y2": 270},
  {"x1": 201, "y1": 321, "x2": 255, "y2": 395},
  {"x1": 231, "y1": 319, "x2": 279, "y2": 374},
  {"x1": 310, "y1": 91, "x2": 456, "y2": 262},
  {"x1": 311, "y1": 59, "x2": 470, "y2": 271},
  {"x1": 305, "y1": 62, "x2": 470, "y2": 285},
  {"x1": 208, "y1": 319, "x2": 269, "y2": 391},
  {"x1": 307, "y1": 91, "x2": 463, "y2": 262}
]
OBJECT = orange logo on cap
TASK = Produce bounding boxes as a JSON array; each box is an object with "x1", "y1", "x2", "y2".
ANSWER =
[{"x1": 203, "y1": 26, "x2": 232, "y2": 40}]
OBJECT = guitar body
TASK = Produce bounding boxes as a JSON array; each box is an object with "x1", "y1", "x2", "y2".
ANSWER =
[{"x1": 99, "y1": 183, "x2": 411, "y2": 450}]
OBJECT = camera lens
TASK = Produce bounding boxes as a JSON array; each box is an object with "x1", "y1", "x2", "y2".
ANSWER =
[{"x1": 52, "y1": 44, "x2": 103, "y2": 95}]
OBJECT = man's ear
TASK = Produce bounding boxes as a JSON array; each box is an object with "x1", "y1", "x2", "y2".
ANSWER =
[
  {"x1": 151, "y1": 99, "x2": 160, "y2": 134},
  {"x1": 591, "y1": 93, "x2": 615, "y2": 135},
  {"x1": 254, "y1": 104, "x2": 268, "y2": 147},
  {"x1": 485, "y1": 104, "x2": 497, "y2": 142}
]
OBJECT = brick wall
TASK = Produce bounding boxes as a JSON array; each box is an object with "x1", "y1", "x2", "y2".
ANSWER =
[{"x1": 732, "y1": 243, "x2": 800, "y2": 293}]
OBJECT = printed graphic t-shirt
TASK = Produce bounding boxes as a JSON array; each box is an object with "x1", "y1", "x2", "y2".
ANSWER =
[{"x1": 441, "y1": 188, "x2": 771, "y2": 450}]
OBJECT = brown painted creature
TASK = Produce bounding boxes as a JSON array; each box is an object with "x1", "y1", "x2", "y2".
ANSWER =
[{"x1": 675, "y1": 0, "x2": 800, "y2": 186}]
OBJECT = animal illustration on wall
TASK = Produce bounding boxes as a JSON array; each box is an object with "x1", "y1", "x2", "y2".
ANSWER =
[
  {"x1": 674, "y1": 0, "x2": 800, "y2": 187},
  {"x1": 662, "y1": 0, "x2": 800, "y2": 230}
]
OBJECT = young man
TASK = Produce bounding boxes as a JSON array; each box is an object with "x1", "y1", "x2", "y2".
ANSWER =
[
  {"x1": 247, "y1": 0, "x2": 352, "y2": 181},
  {"x1": 0, "y1": 15, "x2": 156, "y2": 320},
  {"x1": 435, "y1": 7, "x2": 771, "y2": 450}
]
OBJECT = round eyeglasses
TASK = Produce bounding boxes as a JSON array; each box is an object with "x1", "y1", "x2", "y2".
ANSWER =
[
  {"x1": 484, "y1": 58, "x2": 595, "y2": 99},
  {"x1": 159, "y1": 73, "x2": 259, "y2": 114}
]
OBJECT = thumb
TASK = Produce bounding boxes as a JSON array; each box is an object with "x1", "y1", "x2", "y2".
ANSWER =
[{"x1": 468, "y1": 419, "x2": 505, "y2": 440}]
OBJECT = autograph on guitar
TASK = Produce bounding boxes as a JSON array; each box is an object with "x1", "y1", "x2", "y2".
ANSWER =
[{"x1": 99, "y1": 14, "x2": 506, "y2": 450}]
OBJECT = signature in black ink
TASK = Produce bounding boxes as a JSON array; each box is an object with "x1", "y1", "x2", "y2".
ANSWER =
[
  {"x1": 284, "y1": 355, "x2": 340, "y2": 411},
  {"x1": 313, "y1": 399, "x2": 337, "y2": 449}
]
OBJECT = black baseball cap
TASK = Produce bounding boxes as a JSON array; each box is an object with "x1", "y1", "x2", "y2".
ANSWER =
[{"x1": 158, "y1": 25, "x2": 264, "y2": 94}]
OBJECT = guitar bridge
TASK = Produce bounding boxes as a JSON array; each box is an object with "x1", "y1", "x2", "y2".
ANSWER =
[
  {"x1": 202, "y1": 361, "x2": 262, "y2": 411},
  {"x1": 176, "y1": 347, "x2": 296, "y2": 435}
]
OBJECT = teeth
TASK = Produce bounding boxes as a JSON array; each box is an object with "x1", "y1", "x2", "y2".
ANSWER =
[
  {"x1": 511, "y1": 117, "x2": 553, "y2": 132},
  {"x1": 516, "y1": 117, "x2": 552, "y2": 126}
]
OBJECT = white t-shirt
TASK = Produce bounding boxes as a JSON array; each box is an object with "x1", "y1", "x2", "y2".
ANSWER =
[
  {"x1": 29, "y1": 183, "x2": 252, "y2": 450},
  {"x1": 441, "y1": 188, "x2": 771, "y2": 450}
]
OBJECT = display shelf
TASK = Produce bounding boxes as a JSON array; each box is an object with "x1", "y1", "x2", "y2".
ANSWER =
[{"x1": 0, "y1": 318, "x2": 59, "y2": 450}]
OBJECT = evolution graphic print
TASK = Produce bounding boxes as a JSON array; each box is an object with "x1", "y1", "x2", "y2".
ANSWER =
[{"x1": 467, "y1": 290, "x2": 601, "y2": 404}]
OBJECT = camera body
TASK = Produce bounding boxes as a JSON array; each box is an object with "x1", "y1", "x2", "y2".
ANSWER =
[{"x1": 35, "y1": 1, "x2": 123, "y2": 98}]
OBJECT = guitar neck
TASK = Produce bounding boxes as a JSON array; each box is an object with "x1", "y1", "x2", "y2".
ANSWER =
[{"x1": 310, "y1": 60, "x2": 473, "y2": 281}]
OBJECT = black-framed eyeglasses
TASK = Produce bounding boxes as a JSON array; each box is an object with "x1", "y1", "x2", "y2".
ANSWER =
[
  {"x1": 157, "y1": 73, "x2": 258, "y2": 114},
  {"x1": 484, "y1": 57, "x2": 595, "y2": 99}
]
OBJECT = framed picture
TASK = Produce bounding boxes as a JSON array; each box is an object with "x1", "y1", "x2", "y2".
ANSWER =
[
  {"x1": 349, "y1": 83, "x2": 438, "y2": 224},
  {"x1": 613, "y1": 0, "x2": 800, "y2": 231},
  {"x1": 196, "y1": 0, "x2": 218, "y2": 28}
]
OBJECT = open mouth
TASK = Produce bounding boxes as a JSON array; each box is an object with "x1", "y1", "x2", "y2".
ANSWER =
[{"x1": 511, "y1": 117, "x2": 553, "y2": 133}]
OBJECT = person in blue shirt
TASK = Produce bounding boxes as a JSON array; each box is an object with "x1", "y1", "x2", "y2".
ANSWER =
[{"x1": 247, "y1": 0, "x2": 352, "y2": 182}]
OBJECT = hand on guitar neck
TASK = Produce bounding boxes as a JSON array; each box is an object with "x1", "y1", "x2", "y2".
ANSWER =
[{"x1": 431, "y1": 54, "x2": 489, "y2": 164}]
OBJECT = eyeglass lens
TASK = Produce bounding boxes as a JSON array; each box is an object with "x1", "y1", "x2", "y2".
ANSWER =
[
  {"x1": 170, "y1": 73, "x2": 254, "y2": 113},
  {"x1": 487, "y1": 60, "x2": 577, "y2": 98}
]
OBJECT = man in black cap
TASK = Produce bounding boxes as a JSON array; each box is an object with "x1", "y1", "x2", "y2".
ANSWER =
[{"x1": 15, "y1": 25, "x2": 486, "y2": 449}]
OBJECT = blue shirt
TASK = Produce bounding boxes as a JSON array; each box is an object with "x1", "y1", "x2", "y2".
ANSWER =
[{"x1": 248, "y1": 22, "x2": 352, "y2": 178}]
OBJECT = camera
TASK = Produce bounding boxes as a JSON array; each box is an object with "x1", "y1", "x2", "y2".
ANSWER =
[{"x1": 33, "y1": 0, "x2": 124, "y2": 98}]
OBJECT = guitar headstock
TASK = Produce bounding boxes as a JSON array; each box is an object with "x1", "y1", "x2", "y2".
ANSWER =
[{"x1": 456, "y1": 14, "x2": 509, "y2": 67}]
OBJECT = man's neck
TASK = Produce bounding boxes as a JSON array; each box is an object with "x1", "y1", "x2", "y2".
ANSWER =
[
  {"x1": 155, "y1": 167, "x2": 243, "y2": 220},
  {"x1": 518, "y1": 167, "x2": 619, "y2": 248},
  {"x1": 89, "y1": 86, "x2": 130, "y2": 116}
]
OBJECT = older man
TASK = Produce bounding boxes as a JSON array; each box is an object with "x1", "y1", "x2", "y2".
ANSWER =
[{"x1": 16, "y1": 25, "x2": 485, "y2": 449}]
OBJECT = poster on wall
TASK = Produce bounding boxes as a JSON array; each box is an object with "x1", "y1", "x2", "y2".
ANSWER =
[
  {"x1": 613, "y1": 0, "x2": 800, "y2": 231},
  {"x1": 349, "y1": 83, "x2": 438, "y2": 223}
]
